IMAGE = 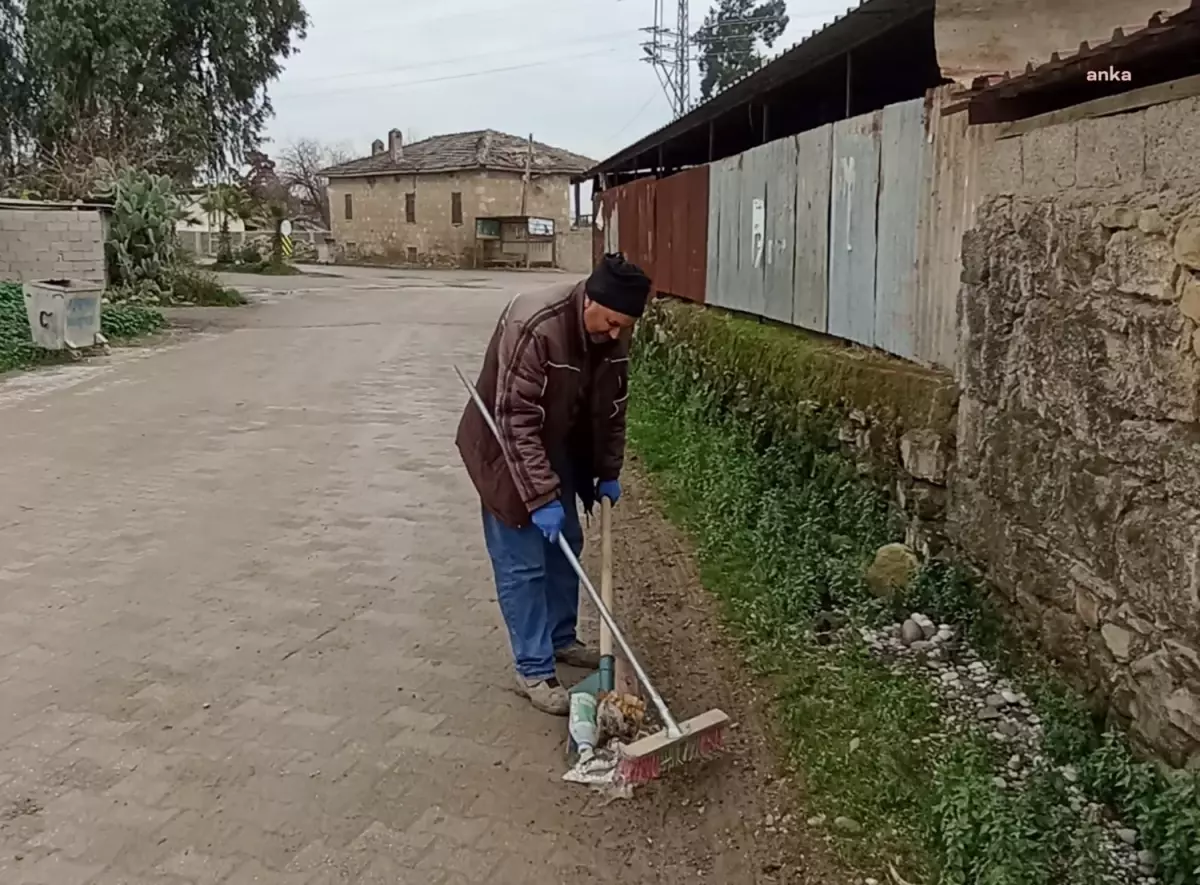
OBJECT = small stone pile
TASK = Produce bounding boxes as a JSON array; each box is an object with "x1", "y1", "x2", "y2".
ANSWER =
[{"x1": 858, "y1": 614, "x2": 1160, "y2": 885}]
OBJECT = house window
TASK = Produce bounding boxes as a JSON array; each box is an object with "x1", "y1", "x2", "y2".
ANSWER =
[
  {"x1": 406, "y1": 246, "x2": 418, "y2": 263},
  {"x1": 344, "y1": 194, "x2": 353, "y2": 220},
  {"x1": 405, "y1": 192, "x2": 416, "y2": 223},
  {"x1": 451, "y1": 192, "x2": 463, "y2": 226}
]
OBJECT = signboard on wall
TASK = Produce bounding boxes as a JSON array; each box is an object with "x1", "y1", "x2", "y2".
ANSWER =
[
  {"x1": 527, "y1": 217, "x2": 554, "y2": 237},
  {"x1": 751, "y1": 198, "x2": 765, "y2": 268}
]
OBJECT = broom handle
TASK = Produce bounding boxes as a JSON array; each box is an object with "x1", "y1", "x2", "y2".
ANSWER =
[
  {"x1": 600, "y1": 496, "x2": 613, "y2": 661},
  {"x1": 453, "y1": 365, "x2": 682, "y2": 738},
  {"x1": 555, "y1": 535, "x2": 681, "y2": 737}
]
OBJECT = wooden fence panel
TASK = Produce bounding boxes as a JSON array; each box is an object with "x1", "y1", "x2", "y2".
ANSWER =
[
  {"x1": 916, "y1": 84, "x2": 978, "y2": 372},
  {"x1": 760, "y1": 137, "x2": 799, "y2": 324},
  {"x1": 828, "y1": 111, "x2": 882, "y2": 348},
  {"x1": 793, "y1": 125, "x2": 833, "y2": 333},
  {"x1": 875, "y1": 98, "x2": 928, "y2": 361},
  {"x1": 706, "y1": 155, "x2": 742, "y2": 310}
]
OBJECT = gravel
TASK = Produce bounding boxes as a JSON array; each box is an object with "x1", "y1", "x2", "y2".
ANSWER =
[{"x1": 857, "y1": 615, "x2": 1160, "y2": 885}]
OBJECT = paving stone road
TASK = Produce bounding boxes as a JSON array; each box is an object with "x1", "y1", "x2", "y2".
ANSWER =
[{"x1": 0, "y1": 270, "x2": 620, "y2": 884}]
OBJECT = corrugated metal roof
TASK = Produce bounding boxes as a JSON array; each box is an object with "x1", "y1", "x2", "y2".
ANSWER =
[
  {"x1": 579, "y1": 0, "x2": 932, "y2": 180},
  {"x1": 964, "y1": 0, "x2": 1200, "y2": 98}
]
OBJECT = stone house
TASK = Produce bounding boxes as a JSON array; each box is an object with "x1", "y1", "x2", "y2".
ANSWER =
[{"x1": 321, "y1": 129, "x2": 595, "y2": 267}]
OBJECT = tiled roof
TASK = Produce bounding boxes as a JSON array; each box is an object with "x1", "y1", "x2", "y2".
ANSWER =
[
  {"x1": 965, "y1": 0, "x2": 1200, "y2": 95},
  {"x1": 321, "y1": 129, "x2": 596, "y2": 178}
]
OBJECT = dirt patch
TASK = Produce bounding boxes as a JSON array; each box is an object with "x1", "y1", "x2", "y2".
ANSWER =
[{"x1": 571, "y1": 456, "x2": 849, "y2": 884}]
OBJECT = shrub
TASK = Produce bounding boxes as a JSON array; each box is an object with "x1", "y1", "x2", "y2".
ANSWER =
[
  {"x1": 168, "y1": 268, "x2": 247, "y2": 306},
  {"x1": 237, "y1": 243, "x2": 263, "y2": 266}
]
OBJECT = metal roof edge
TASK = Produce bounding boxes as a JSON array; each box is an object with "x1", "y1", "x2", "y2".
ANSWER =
[
  {"x1": 578, "y1": 0, "x2": 932, "y2": 180},
  {"x1": 962, "y1": 0, "x2": 1200, "y2": 103}
]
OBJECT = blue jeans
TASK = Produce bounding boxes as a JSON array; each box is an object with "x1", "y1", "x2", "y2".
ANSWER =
[{"x1": 482, "y1": 500, "x2": 584, "y2": 681}]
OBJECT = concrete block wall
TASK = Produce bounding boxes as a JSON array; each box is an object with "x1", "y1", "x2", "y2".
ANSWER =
[{"x1": 0, "y1": 204, "x2": 107, "y2": 283}]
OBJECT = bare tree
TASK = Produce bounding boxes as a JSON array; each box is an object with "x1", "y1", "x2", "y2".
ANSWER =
[
  {"x1": 5, "y1": 112, "x2": 180, "y2": 201},
  {"x1": 278, "y1": 139, "x2": 350, "y2": 229}
]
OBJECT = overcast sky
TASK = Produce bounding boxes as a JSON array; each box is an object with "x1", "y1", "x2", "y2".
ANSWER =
[{"x1": 264, "y1": 0, "x2": 851, "y2": 166}]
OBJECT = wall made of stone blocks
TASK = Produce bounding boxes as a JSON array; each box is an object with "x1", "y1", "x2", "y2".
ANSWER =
[
  {"x1": 0, "y1": 204, "x2": 107, "y2": 283},
  {"x1": 327, "y1": 170, "x2": 572, "y2": 267},
  {"x1": 957, "y1": 93, "x2": 1200, "y2": 764}
]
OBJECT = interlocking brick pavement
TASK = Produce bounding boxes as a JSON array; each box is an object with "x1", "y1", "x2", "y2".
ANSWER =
[{"x1": 0, "y1": 270, "x2": 632, "y2": 884}]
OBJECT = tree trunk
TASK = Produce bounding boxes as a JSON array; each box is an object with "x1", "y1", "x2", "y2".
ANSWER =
[{"x1": 217, "y1": 216, "x2": 233, "y2": 264}]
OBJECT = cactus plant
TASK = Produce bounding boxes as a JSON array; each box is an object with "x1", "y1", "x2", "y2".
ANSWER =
[{"x1": 100, "y1": 167, "x2": 188, "y2": 290}]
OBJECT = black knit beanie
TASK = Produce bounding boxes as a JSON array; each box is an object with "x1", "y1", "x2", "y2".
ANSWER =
[{"x1": 585, "y1": 253, "x2": 652, "y2": 318}]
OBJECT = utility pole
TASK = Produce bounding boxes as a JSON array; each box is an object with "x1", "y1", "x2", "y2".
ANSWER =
[
  {"x1": 520, "y1": 132, "x2": 533, "y2": 215},
  {"x1": 521, "y1": 133, "x2": 533, "y2": 268},
  {"x1": 641, "y1": 0, "x2": 690, "y2": 119}
]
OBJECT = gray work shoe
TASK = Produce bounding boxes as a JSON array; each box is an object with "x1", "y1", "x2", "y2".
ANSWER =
[
  {"x1": 515, "y1": 675, "x2": 570, "y2": 716},
  {"x1": 555, "y1": 642, "x2": 601, "y2": 670}
]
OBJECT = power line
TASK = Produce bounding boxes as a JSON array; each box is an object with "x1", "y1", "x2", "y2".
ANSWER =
[
  {"x1": 281, "y1": 27, "x2": 642, "y2": 86},
  {"x1": 607, "y1": 92, "x2": 664, "y2": 145},
  {"x1": 274, "y1": 47, "x2": 627, "y2": 101}
]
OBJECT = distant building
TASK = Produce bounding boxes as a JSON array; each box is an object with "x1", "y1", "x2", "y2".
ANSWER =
[{"x1": 320, "y1": 129, "x2": 594, "y2": 266}]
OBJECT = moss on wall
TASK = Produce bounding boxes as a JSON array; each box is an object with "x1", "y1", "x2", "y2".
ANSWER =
[{"x1": 644, "y1": 297, "x2": 959, "y2": 465}]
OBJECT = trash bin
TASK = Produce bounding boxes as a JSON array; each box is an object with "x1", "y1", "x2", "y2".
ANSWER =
[{"x1": 23, "y1": 279, "x2": 104, "y2": 351}]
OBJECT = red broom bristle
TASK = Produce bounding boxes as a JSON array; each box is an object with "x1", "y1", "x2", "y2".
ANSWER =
[{"x1": 615, "y1": 724, "x2": 728, "y2": 786}]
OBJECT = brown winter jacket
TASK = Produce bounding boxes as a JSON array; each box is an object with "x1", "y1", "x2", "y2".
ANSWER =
[{"x1": 455, "y1": 280, "x2": 631, "y2": 529}]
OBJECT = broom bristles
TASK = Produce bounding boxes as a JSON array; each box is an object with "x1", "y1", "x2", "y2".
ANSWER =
[{"x1": 614, "y1": 709, "x2": 728, "y2": 787}]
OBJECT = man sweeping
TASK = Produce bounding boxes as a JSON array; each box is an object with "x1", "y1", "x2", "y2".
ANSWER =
[{"x1": 455, "y1": 253, "x2": 652, "y2": 716}]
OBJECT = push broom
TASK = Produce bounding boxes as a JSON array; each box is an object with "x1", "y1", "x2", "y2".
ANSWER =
[{"x1": 454, "y1": 365, "x2": 729, "y2": 785}]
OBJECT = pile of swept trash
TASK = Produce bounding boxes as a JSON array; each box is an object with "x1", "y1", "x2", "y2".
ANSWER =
[{"x1": 562, "y1": 690, "x2": 647, "y2": 799}]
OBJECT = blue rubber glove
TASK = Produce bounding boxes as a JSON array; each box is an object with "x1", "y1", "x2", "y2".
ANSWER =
[
  {"x1": 596, "y1": 478, "x2": 621, "y2": 505},
  {"x1": 531, "y1": 500, "x2": 566, "y2": 543}
]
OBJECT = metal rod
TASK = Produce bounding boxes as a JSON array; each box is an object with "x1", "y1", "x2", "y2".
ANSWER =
[
  {"x1": 452, "y1": 364, "x2": 682, "y2": 738},
  {"x1": 555, "y1": 535, "x2": 681, "y2": 736}
]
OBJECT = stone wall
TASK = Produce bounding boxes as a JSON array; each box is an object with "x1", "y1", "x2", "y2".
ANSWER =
[
  {"x1": 326, "y1": 170, "x2": 572, "y2": 267},
  {"x1": 956, "y1": 93, "x2": 1200, "y2": 764},
  {"x1": 0, "y1": 201, "x2": 107, "y2": 283}
]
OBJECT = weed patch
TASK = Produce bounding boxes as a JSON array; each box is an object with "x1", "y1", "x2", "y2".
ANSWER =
[
  {"x1": 213, "y1": 260, "x2": 302, "y2": 276},
  {"x1": 628, "y1": 299, "x2": 1200, "y2": 884}
]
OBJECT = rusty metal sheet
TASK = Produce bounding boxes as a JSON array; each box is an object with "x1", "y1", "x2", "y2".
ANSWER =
[
  {"x1": 792, "y1": 125, "x2": 832, "y2": 333},
  {"x1": 935, "y1": 0, "x2": 1190, "y2": 85},
  {"x1": 594, "y1": 189, "x2": 619, "y2": 266},
  {"x1": 616, "y1": 178, "x2": 656, "y2": 285},
  {"x1": 828, "y1": 111, "x2": 881, "y2": 349},
  {"x1": 653, "y1": 167, "x2": 708, "y2": 303},
  {"x1": 874, "y1": 98, "x2": 928, "y2": 362}
]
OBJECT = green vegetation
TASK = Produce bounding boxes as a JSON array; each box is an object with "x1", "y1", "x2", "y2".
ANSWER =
[
  {"x1": 166, "y1": 267, "x2": 248, "y2": 305},
  {"x1": 99, "y1": 302, "x2": 167, "y2": 340},
  {"x1": 628, "y1": 298, "x2": 1200, "y2": 884},
  {"x1": 1, "y1": 281, "x2": 165, "y2": 373},
  {"x1": 3, "y1": 0, "x2": 308, "y2": 192},
  {"x1": 96, "y1": 170, "x2": 245, "y2": 306}
]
